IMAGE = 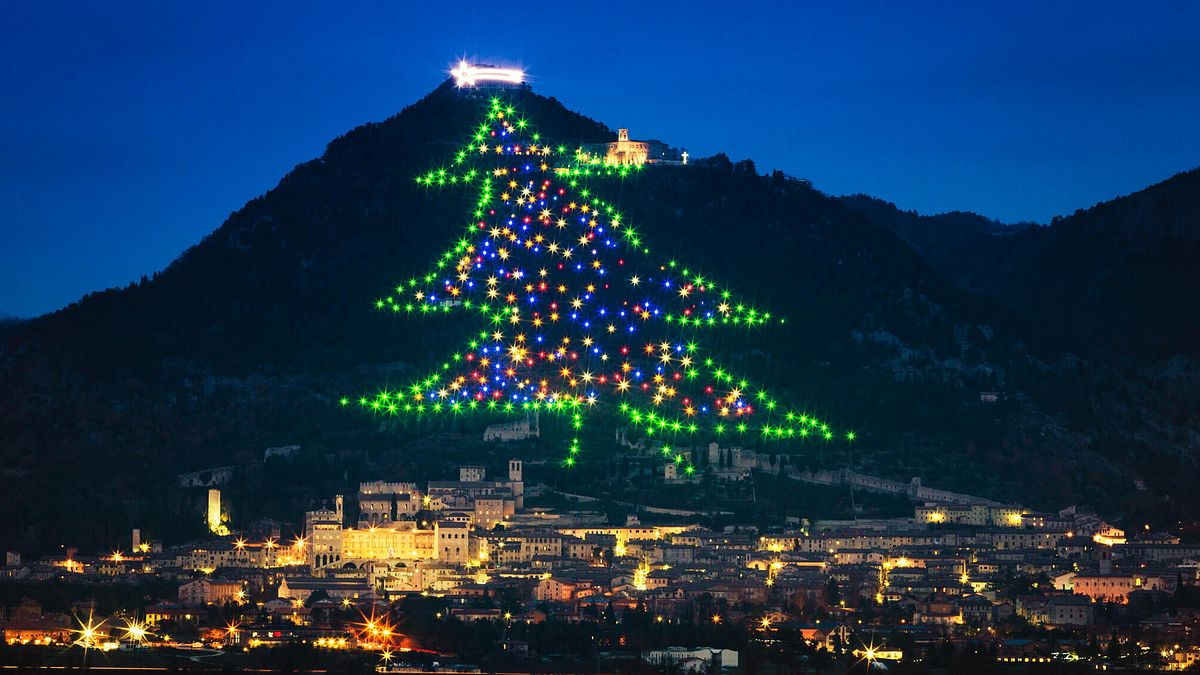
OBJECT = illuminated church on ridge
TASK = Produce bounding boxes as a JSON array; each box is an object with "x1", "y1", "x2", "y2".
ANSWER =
[{"x1": 580, "y1": 128, "x2": 688, "y2": 166}]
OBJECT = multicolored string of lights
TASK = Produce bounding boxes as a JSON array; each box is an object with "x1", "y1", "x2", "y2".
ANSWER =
[{"x1": 345, "y1": 97, "x2": 853, "y2": 469}]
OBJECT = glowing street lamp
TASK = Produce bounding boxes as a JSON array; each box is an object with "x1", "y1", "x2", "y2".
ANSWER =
[
  {"x1": 123, "y1": 620, "x2": 148, "y2": 644},
  {"x1": 72, "y1": 612, "x2": 106, "y2": 649},
  {"x1": 855, "y1": 638, "x2": 886, "y2": 668}
]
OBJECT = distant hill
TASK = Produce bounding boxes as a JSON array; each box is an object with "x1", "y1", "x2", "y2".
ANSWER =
[
  {"x1": 844, "y1": 169, "x2": 1200, "y2": 361},
  {"x1": 1, "y1": 81, "x2": 1197, "y2": 553}
]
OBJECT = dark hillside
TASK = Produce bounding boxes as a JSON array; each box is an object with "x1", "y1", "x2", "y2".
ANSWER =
[{"x1": 2, "y1": 84, "x2": 1196, "y2": 553}]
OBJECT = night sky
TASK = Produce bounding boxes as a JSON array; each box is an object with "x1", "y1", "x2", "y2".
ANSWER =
[{"x1": 3, "y1": 2, "x2": 1199, "y2": 318}]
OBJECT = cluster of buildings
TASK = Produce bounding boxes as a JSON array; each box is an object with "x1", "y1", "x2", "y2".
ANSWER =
[{"x1": 5, "y1": 453, "x2": 1200, "y2": 669}]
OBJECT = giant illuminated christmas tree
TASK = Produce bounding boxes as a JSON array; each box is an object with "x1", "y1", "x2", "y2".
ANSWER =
[{"x1": 346, "y1": 96, "x2": 852, "y2": 470}]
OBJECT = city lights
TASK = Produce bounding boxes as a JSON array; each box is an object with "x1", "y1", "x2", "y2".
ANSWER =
[
  {"x1": 122, "y1": 620, "x2": 148, "y2": 644},
  {"x1": 71, "y1": 612, "x2": 106, "y2": 650}
]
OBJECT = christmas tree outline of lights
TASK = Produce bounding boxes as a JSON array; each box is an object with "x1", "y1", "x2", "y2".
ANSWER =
[{"x1": 345, "y1": 96, "x2": 854, "y2": 469}]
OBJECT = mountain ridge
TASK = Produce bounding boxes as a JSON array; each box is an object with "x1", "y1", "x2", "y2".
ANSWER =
[
  {"x1": 844, "y1": 167, "x2": 1200, "y2": 361},
  {"x1": 2, "y1": 82, "x2": 1197, "y2": 552}
]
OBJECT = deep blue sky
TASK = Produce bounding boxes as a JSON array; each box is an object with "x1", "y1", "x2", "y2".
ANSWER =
[{"x1": 3, "y1": 2, "x2": 1199, "y2": 317}]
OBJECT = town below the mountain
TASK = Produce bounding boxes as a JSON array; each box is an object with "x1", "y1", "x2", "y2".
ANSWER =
[{"x1": 4, "y1": 440, "x2": 1200, "y2": 673}]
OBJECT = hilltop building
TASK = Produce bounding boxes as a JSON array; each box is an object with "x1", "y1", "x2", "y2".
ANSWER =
[
  {"x1": 484, "y1": 410, "x2": 539, "y2": 441},
  {"x1": 580, "y1": 129, "x2": 687, "y2": 166}
]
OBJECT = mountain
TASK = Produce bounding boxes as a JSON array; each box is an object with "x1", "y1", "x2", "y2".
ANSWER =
[
  {"x1": 2, "y1": 81, "x2": 1197, "y2": 553},
  {"x1": 844, "y1": 169, "x2": 1200, "y2": 361}
]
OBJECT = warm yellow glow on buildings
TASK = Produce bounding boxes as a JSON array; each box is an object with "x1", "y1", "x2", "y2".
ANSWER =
[
  {"x1": 341, "y1": 525, "x2": 435, "y2": 561},
  {"x1": 207, "y1": 489, "x2": 228, "y2": 536},
  {"x1": 633, "y1": 561, "x2": 650, "y2": 591},
  {"x1": 1093, "y1": 527, "x2": 1127, "y2": 546}
]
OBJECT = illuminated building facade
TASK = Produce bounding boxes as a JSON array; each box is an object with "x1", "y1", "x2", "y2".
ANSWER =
[
  {"x1": 176, "y1": 543, "x2": 276, "y2": 571},
  {"x1": 579, "y1": 129, "x2": 687, "y2": 166},
  {"x1": 1072, "y1": 573, "x2": 1172, "y2": 603},
  {"x1": 207, "y1": 489, "x2": 222, "y2": 533},
  {"x1": 358, "y1": 482, "x2": 420, "y2": 526},
  {"x1": 556, "y1": 525, "x2": 692, "y2": 546},
  {"x1": 478, "y1": 531, "x2": 564, "y2": 565},
  {"x1": 428, "y1": 462, "x2": 525, "y2": 510},
  {"x1": 608, "y1": 128, "x2": 650, "y2": 165},
  {"x1": 341, "y1": 523, "x2": 435, "y2": 561},
  {"x1": 305, "y1": 496, "x2": 343, "y2": 569},
  {"x1": 459, "y1": 465, "x2": 486, "y2": 482},
  {"x1": 434, "y1": 521, "x2": 471, "y2": 564},
  {"x1": 473, "y1": 497, "x2": 514, "y2": 530},
  {"x1": 178, "y1": 578, "x2": 244, "y2": 606},
  {"x1": 915, "y1": 502, "x2": 1026, "y2": 527}
]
